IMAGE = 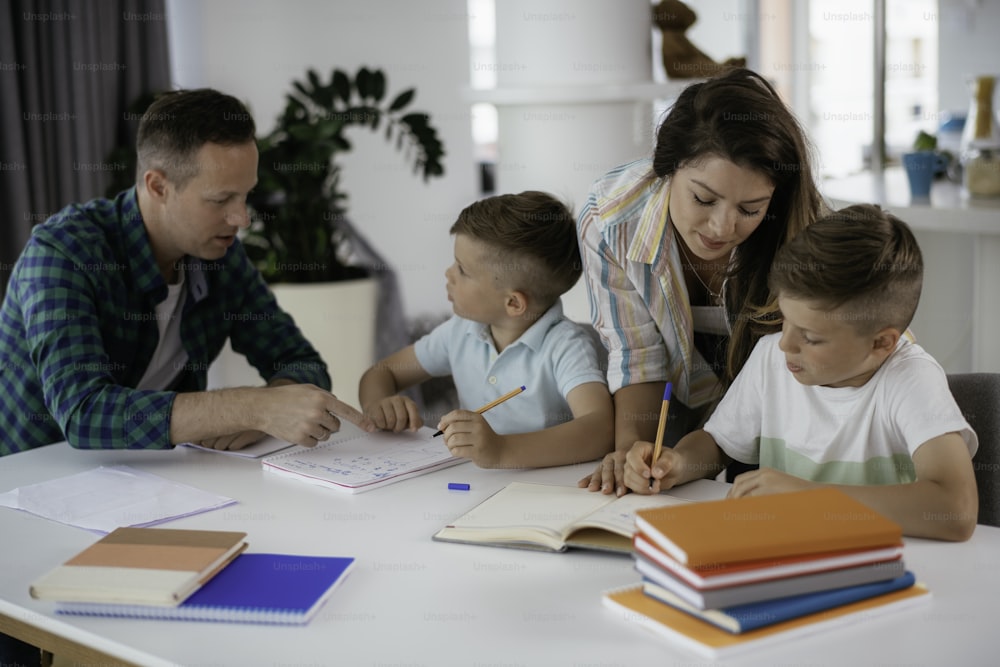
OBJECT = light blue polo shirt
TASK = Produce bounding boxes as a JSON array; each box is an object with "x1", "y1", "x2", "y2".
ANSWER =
[{"x1": 413, "y1": 299, "x2": 607, "y2": 434}]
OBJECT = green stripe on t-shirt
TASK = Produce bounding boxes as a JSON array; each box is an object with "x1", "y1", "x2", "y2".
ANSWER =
[{"x1": 759, "y1": 437, "x2": 916, "y2": 485}]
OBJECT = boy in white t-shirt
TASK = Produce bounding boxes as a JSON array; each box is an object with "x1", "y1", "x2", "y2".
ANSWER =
[{"x1": 624, "y1": 204, "x2": 979, "y2": 540}]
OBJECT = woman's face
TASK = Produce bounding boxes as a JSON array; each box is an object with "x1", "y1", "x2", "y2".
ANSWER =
[{"x1": 668, "y1": 155, "x2": 775, "y2": 261}]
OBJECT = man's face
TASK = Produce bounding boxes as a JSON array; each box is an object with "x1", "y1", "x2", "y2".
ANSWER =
[{"x1": 155, "y1": 141, "x2": 258, "y2": 264}]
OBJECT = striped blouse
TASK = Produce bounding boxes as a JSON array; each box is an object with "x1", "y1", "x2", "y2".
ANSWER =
[{"x1": 577, "y1": 158, "x2": 724, "y2": 408}]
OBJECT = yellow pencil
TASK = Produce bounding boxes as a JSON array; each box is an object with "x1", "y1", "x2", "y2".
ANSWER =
[
  {"x1": 649, "y1": 382, "x2": 673, "y2": 489},
  {"x1": 433, "y1": 385, "x2": 526, "y2": 437}
]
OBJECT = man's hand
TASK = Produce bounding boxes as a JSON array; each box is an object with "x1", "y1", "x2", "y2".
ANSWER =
[
  {"x1": 255, "y1": 384, "x2": 374, "y2": 447},
  {"x1": 197, "y1": 430, "x2": 267, "y2": 451}
]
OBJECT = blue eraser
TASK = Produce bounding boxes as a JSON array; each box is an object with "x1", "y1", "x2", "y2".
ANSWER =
[{"x1": 448, "y1": 482, "x2": 471, "y2": 491}]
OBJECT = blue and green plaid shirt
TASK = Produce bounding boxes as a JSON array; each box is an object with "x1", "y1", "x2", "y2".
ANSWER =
[{"x1": 0, "y1": 188, "x2": 330, "y2": 455}]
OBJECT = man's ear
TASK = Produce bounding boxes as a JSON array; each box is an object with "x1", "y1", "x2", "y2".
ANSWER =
[
  {"x1": 505, "y1": 290, "x2": 529, "y2": 317},
  {"x1": 143, "y1": 169, "x2": 170, "y2": 202},
  {"x1": 871, "y1": 326, "x2": 901, "y2": 360}
]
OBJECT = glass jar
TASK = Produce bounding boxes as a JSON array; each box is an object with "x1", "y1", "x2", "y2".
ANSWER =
[{"x1": 960, "y1": 75, "x2": 1000, "y2": 198}]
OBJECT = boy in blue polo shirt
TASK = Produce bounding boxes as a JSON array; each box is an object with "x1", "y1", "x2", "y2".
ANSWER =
[{"x1": 359, "y1": 191, "x2": 613, "y2": 468}]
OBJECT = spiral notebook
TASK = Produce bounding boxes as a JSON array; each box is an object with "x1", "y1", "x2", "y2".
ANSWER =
[
  {"x1": 262, "y1": 422, "x2": 466, "y2": 493},
  {"x1": 55, "y1": 553, "x2": 355, "y2": 625}
]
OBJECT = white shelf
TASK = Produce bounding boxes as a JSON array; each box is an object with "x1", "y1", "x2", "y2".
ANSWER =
[
  {"x1": 821, "y1": 167, "x2": 1000, "y2": 234},
  {"x1": 463, "y1": 80, "x2": 696, "y2": 105}
]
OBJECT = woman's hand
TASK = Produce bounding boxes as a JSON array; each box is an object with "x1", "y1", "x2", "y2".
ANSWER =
[{"x1": 578, "y1": 450, "x2": 630, "y2": 496}]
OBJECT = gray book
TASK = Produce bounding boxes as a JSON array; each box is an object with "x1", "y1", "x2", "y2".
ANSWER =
[{"x1": 636, "y1": 554, "x2": 906, "y2": 610}]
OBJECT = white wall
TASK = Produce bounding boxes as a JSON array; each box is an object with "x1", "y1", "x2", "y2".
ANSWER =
[
  {"x1": 936, "y1": 0, "x2": 1000, "y2": 115},
  {"x1": 166, "y1": 0, "x2": 477, "y2": 321}
]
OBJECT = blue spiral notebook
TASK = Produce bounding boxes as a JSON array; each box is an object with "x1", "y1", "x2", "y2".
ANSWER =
[{"x1": 55, "y1": 553, "x2": 355, "y2": 625}]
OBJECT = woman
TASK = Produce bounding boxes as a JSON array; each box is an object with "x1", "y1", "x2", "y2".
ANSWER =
[{"x1": 578, "y1": 68, "x2": 826, "y2": 495}]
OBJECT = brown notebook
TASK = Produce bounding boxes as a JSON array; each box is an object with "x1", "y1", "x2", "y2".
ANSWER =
[
  {"x1": 634, "y1": 488, "x2": 902, "y2": 568},
  {"x1": 30, "y1": 527, "x2": 248, "y2": 606}
]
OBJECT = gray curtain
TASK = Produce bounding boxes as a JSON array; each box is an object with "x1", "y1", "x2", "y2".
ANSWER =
[{"x1": 0, "y1": 0, "x2": 170, "y2": 294}]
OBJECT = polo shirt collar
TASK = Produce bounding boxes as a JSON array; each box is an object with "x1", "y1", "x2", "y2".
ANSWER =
[{"x1": 476, "y1": 299, "x2": 565, "y2": 352}]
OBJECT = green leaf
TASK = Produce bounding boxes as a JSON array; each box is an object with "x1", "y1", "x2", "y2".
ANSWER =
[
  {"x1": 388, "y1": 89, "x2": 415, "y2": 112},
  {"x1": 913, "y1": 130, "x2": 937, "y2": 151},
  {"x1": 332, "y1": 70, "x2": 351, "y2": 104},
  {"x1": 370, "y1": 70, "x2": 386, "y2": 101},
  {"x1": 356, "y1": 67, "x2": 372, "y2": 99},
  {"x1": 306, "y1": 69, "x2": 321, "y2": 91}
]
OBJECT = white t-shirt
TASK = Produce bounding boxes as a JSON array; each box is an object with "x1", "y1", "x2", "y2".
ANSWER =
[
  {"x1": 136, "y1": 273, "x2": 190, "y2": 391},
  {"x1": 704, "y1": 332, "x2": 977, "y2": 485}
]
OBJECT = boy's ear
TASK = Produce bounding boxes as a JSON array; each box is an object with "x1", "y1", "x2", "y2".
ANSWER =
[
  {"x1": 871, "y1": 327, "x2": 901, "y2": 358},
  {"x1": 505, "y1": 290, "x2": 529, "y2": 317}
]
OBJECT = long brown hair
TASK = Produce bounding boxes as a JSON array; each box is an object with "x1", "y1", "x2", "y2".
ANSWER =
[{"x1": 652, "y1": 68, "x2": 825, "y2": 385}]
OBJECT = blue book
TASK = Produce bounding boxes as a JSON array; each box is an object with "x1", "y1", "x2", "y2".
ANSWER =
[
  {"x1": 55, "y1": 553, "x2": 355, "y2": 625},
  {"x1": 643, "y1": 571, "x2": 916, "y2": 634}
]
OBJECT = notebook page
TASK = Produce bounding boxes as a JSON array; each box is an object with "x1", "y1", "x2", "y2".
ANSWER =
[
  {"x1": 448, "y1": 482, "x2": 616, "y2": 540},
  {"x1": 574, "y1": 493, "x2": 692, "y2": 538},
  {"x1": 262, "y1": 423, "x2": 461, "y2": 491}
]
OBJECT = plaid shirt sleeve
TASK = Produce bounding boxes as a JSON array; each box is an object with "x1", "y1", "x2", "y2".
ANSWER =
[
  {"x1": 13, "y1": 235, "x2": 176, "y2": 450},
  {"x1": 221, "y1": 243, "x2": 331, "y2": 391}
]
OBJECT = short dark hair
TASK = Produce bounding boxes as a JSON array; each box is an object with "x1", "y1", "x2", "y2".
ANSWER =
[
  {"x1": 135, "y1": 88, "x2": 256, "y2": 187},
  {"x1": 768, "y1": 204, "x2": 923, "y2": 333},
  {"x1": 450, "y1": 191, "x2": 581, "y2": 310}
]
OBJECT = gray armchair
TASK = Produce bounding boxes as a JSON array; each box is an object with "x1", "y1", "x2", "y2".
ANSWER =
[{"x1": 947, "y1": 373, "x2": 1000, "y2": 527}]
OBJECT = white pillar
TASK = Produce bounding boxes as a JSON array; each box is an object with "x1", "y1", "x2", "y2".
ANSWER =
[{"x1": 485, "y1": 0, "x2": 659, "y2": 321}]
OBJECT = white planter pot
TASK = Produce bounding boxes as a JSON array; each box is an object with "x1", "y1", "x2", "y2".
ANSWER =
[{"x1": 207, "y1": 277, "x2": 378, "y2": 409}]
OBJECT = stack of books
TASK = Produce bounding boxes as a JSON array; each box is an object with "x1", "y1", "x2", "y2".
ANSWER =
[
  {"x1": 29, "y1": 527, "x2": 354, "y2": 625},
  {"x1": 603, "y1": 488, "x2": 931, "y2": 658}
]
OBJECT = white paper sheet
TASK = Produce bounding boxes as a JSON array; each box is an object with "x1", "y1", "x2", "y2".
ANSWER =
[{"x1": 0, "y1": 465, "x2": 237, "y2": 533}]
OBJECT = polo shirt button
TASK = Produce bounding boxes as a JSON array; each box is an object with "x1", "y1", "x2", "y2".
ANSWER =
[{"x1": 488, "y1": 376, "x2": 497, "y2": 385}]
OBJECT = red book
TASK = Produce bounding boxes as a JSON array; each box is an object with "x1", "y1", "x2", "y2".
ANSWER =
[{"x1": 634, "y1": 533, "x2": 904, "y2": 590}]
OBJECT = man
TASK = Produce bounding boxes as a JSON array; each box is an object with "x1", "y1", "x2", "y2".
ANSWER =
[{"x1": 0, "y1": 88, "x2": 371, "y2": 456}]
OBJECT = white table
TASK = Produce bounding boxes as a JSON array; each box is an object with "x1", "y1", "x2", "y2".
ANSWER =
[{"x1": 1, "y1": 443, "x2": 996, "y2": 666}]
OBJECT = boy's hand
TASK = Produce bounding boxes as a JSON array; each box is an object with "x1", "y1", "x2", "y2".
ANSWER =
[
  {"x1": 363, "y1": 396, "x2": 423, "y2": 432},
  {"x1": 624, "y1": 441, "x2": 683, "y2": 494},
  {"x1": 437, "y1": 410, "x2": 506, "y2": 468},
  {"x1": 728, "y1": 467, "x2": 815, "y2": 498}
]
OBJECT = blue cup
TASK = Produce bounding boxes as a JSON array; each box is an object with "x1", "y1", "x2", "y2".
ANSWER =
[{"x1": 902, "y1": 151, "x2": 937, "y2": 199}]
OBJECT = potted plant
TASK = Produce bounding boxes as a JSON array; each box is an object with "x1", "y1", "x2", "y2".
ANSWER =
[
  {"x1": 222, "y1": 66, "x2": 447, "y2": 404},
  {"x1": 242, "y1": 66, "x2": 445, "y2": 283}
]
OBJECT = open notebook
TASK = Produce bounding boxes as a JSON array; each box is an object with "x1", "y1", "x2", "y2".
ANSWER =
[{"x1": 262, "y1": 423, "x2": 465, "y2": 493}]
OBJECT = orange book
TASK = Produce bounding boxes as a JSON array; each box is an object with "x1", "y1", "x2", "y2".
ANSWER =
[
  {"x1": 634, "y1": 488, "x2": 902, "y2": 568},
  {"x1": 603, "y1": 583, "x2": 930, "y2": 659},
  {"x1": 30, "y1": 527, "x2": 247, "y2": 606}
]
